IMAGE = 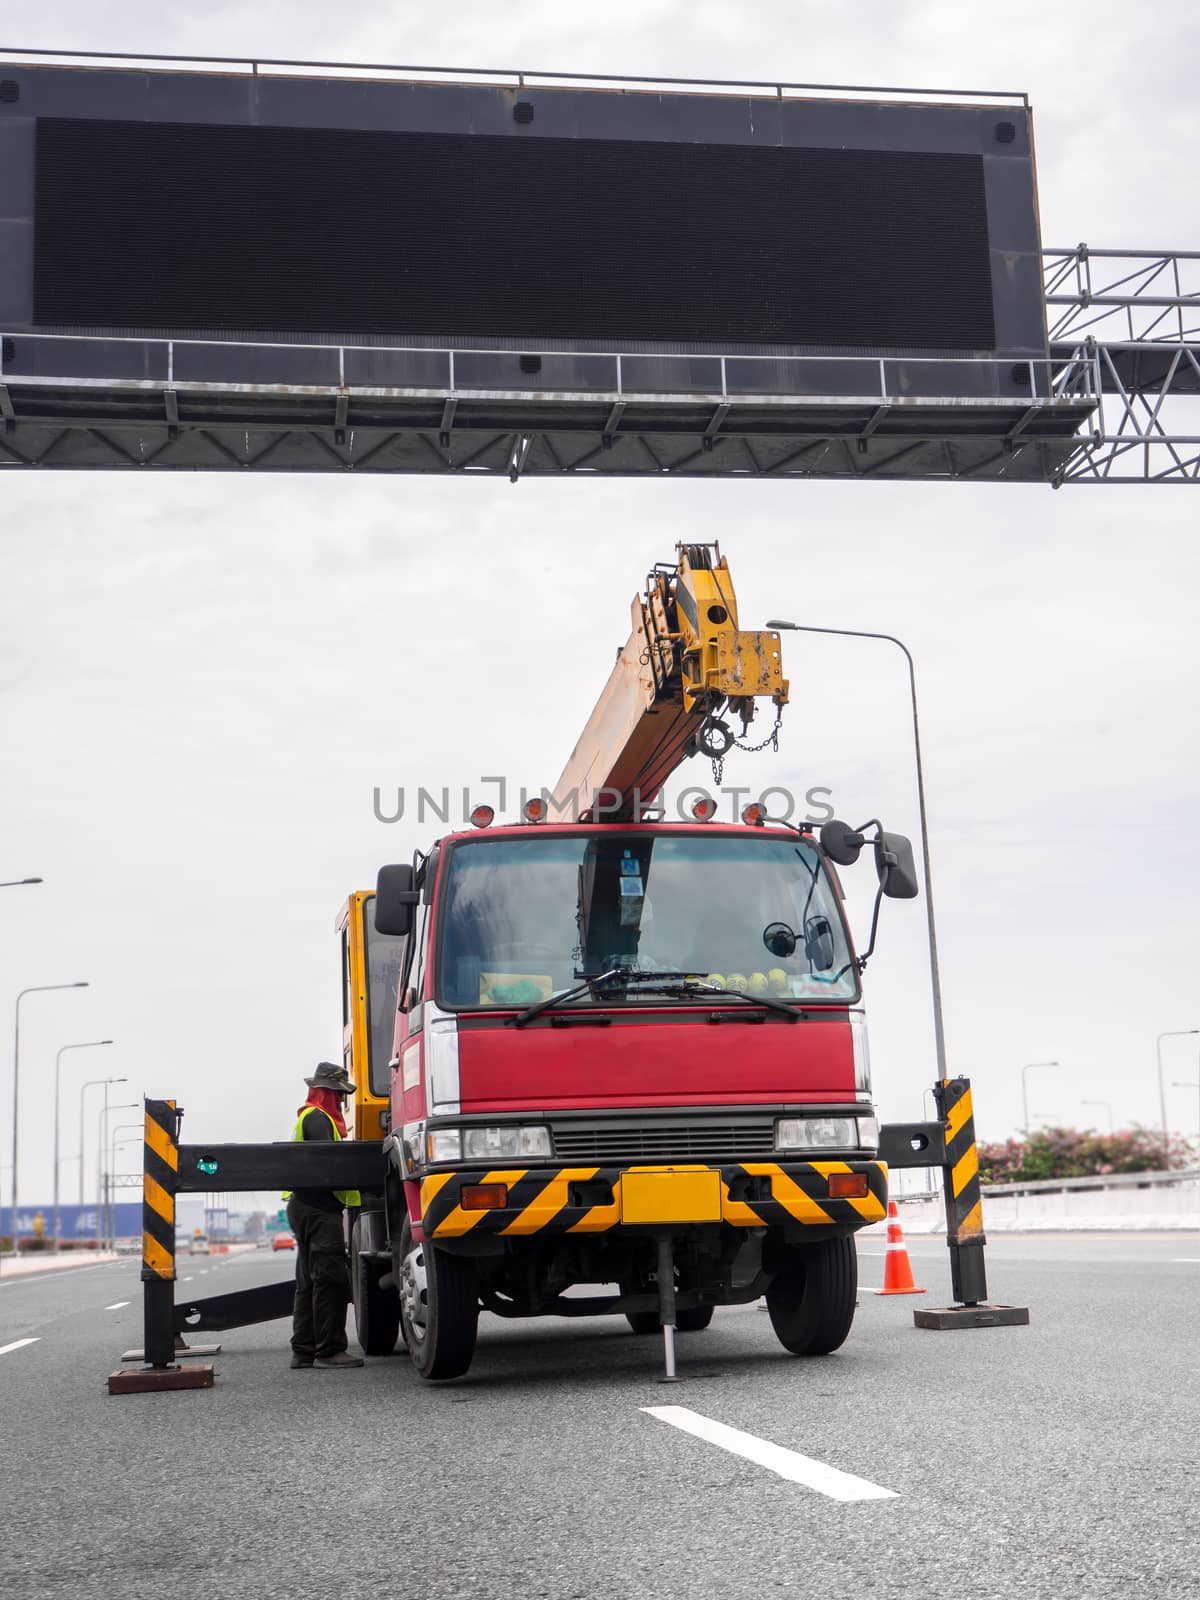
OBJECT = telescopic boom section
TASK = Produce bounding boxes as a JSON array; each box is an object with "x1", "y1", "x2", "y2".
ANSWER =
[{"x1": 552, "y1": 544, "x2": 789, "y2": 821}]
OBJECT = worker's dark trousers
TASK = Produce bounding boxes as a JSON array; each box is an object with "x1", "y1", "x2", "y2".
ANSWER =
[{"x1": 287, "y1": 1196, "x2": 351, "y2": 1359}]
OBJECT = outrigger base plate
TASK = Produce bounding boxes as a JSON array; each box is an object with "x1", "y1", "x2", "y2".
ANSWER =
[
  {"x1": 914, "y1": 1304, "x2": 1031, "y2": 1331},
  {"x1": 108, "y1": 1363, "x2": 215, "y2": 1394}
]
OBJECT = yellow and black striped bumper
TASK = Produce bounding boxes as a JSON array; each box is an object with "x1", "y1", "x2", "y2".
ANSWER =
[{"x1": 420, "y1": 1160, "x2": 888, "y2": 1239}]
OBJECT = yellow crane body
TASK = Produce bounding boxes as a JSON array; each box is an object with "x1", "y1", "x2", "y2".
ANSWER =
[{"x1": 552, "y1": 544, "x2": 788, "y2": 820}]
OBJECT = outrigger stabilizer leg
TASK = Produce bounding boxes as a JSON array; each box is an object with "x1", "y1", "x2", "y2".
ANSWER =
[
  {"x1": 879, "y1": 1076, "x2": 1029, "y2": 1332},
  {"x1": 108, "y1": 1100, "x2": 216, "y2": 1394},
  {"x1": 656, "y1": 1234, "x2": 681, "y2": 1382}
]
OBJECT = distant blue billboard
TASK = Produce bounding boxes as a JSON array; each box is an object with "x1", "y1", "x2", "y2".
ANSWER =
[{"x1": 7, "y1": 1202, "x2": 142, "y2": 1240}]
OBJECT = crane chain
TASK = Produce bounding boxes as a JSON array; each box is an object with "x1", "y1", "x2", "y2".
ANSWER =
[{"x1": 709, "y1": 706, "x2": 783, "y2": 787}]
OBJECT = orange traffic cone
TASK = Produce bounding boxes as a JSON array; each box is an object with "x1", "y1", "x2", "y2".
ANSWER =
[{"x1": 872, "y1": 1201, "x2": 926, "y2": 1296}]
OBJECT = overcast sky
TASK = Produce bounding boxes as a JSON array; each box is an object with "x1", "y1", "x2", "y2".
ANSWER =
[{"x1": 2, "y1": 2, "x2": 1199, "y2": 1213}]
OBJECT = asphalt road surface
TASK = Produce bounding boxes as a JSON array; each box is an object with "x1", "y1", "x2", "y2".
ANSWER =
[{"x1": 1, "y1": 1234, "x2": 1197, "y2": 1600}]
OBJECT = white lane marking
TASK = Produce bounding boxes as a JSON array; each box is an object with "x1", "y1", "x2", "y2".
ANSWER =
[
  {"x1": 0, "y1": 1337, "x2": 40, "y2": 1356},
  {"x1": 1170, "y1": 1258, "x2": 1200, "y2": 1263},
  {"x1": 180, "y1": 1276, "x2": 194, "y2": 1283},
  {"x1": 641, "y1": 1406, "x2": 898, "y2": 1501},
  {"x1": 105, "y1": 1301, "x2": 130, "y2": 1310}
]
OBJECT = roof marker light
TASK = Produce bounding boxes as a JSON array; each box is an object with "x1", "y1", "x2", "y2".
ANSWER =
[
  {"x1": 522, "y1": 797, "x2": 548, "y2": 823},
  {"x1": 741, "y1": 803, "x2": 767, "y2": 827},
  {"x1": 469, "y1": 805, "x2": 495, "y2": 829},
  {"x1": 691, "y1": 796, "x2": 718, "y2": 821}
]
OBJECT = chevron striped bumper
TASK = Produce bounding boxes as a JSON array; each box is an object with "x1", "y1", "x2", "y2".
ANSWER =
[{"x1": 420, "y1": 1160, "x2": 888, "y2": 1239}]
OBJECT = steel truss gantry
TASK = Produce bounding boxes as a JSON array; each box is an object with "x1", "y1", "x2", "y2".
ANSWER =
[
  {"x1": 1045, "y1": 248, "x2": 1200, "y2": 484},
  {"x1": 0, "y1": 39, "x2": 1190, "y2": 486}
]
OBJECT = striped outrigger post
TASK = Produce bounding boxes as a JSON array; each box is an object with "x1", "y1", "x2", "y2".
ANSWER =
[
  {"x1": 934, "y1": 1075, "x2": 988, "y2": 1306},
  {"x1": 142, "y1": 1099, "x2": 180, "y2": 1283},
  {"x1": 938, "y1": 1077, "x2": 984, "y2": 1243}
]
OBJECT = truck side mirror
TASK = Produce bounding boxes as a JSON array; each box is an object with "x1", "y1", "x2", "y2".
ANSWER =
[
  {"x1": 820, "y1": 819, "x2": 865, "y2": 867},
  {"x1": 875, "y1": 832, "x2": 919, "y2": 899},
  {"x1": 375, "y1": 864, "x2": 421, "y2": 935}
]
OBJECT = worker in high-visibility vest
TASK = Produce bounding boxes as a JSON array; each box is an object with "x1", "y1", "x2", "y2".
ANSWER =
[{"x1": 284, "y1": 1062, "x2": 364, "y2": 1369}]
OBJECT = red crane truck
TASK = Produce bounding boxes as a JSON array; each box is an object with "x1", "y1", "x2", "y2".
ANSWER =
[{"x1": 352, "y1": 545, "x2": 919, "y2": 1379}]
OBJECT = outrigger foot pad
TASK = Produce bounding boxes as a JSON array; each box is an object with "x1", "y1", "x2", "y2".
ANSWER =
[
  {"x1": 914, "y1": 1304, "x2": 1030, "y2": 1331},
  {"x1": 108, "y1": 1363, "x2": 215, "y2": 1394}
]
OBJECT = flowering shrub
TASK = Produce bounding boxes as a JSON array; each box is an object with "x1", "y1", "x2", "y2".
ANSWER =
[{"x1": 978, "y1": 1125, "x2": 1194, "y2": 1184}]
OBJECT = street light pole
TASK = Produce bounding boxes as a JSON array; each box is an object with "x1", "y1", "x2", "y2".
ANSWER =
[
  {"x1": 1021, "y1": 1061, "x2": 1059, "y2": 1132},
  {"x1": 1, "y1": 878, "x2": 43, "y2": 888},
  {"x1": 97, "y1": 1100, "x2": 137, "y2": 1249},
  {"x1": 9, "y1": 981, "x2": 88, "y2": 1258},
  {"x1": 765, "y1": 620, "x2": 947, "y2": 1078},
  {"x1": 53, "y1": 1040, "x2": 113, "y2": 1250},
  {"x1": 78, "y1": 1076, "x2": 126, "y2": 1206},
  {"x1": 1157, "y1": 1030, "x2": 1198, "y2": 1166},
  {"x1": 107, "y1": 1123, "x2": 142, "y2": 1249}
]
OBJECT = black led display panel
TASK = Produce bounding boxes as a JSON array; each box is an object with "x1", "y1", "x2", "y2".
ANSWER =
[{"x1": 34, "y1": 117, "x2": 996, "y2": 349}]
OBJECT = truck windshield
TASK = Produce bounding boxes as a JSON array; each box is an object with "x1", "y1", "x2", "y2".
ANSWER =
[{"x1": 436, "y1": 832, "x2": 857, "y2": 1009}]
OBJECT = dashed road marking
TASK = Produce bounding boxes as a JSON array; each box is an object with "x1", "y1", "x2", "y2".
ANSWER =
[
  {"x1": 1170, "y1": 1258, "x2": 1200, "y2": 1263},
  {"x1": 642, "y1": 1405, "x2": 898, "y2": 1501},
  {"x1": 0, "y1": 1337, "x2": 40, "y2": 1356},
  {"x1": 105, "y1": 1301, "x2": 130, "y2": 1310}
]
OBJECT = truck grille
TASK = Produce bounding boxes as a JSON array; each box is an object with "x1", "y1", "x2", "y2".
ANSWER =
[{"x1": 550, "y1": 1118, "x2": 776, "y2": 1165}]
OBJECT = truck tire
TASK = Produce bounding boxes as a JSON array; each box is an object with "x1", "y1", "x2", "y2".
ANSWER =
[
  {"x1": 625, "y1": 1306, "x2": 714, "y2": 1335},
  {"x1": 766, "y1": 1235, "x2": 857, "y2": 1356},
  {"x1": 397, "y1": 1217, "x2": 478, "y2": 1380},
  {"x1": 352, "y1": 1217, "x2": 401, "y2": 1357}
]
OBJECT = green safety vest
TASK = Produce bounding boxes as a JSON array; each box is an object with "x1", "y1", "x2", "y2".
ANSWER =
[{"x1": 282, "y1": 1105, "x2": 361, "y2": 1209}]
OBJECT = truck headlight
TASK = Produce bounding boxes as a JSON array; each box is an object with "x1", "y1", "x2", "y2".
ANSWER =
[
  {"x1": 463, "y1": 1124, "x2": 553, "y2": 1160},
  {"x1": 426, "y1": 1128, "x2": 463, "y2": 1163},
  {"x1": 775, "y1": 1116, "x2": 867, "y2": 1152}
]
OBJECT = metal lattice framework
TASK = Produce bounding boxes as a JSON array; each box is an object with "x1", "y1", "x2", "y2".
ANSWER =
[
  {"x1": 0, "y1": 337, "x2": 1095, "y2": 485},
  {"x1": 1046, "y1": 248, "x2": 1200, "y2": 484}
]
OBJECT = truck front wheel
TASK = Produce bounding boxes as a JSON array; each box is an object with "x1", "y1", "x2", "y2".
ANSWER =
[
  {"x1": 766, "y1": 1235, "x2": 857, "y2": 1356},
  {"x1": 397, "y1": 1217, "x2": 478, "y2": 1380}
]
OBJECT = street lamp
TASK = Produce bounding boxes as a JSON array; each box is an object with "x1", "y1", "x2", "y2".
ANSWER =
[
  {"x1": 1021, "y1": 1061, "x2": 1059, "y2": 1132},
  {"x1": 53, "y1": 1040, "x2": 113, "y2": 1250},
  {"x1": 1157, "y1": 1030, "x2": 1198, "y2": 1164},
  {"x1": 9, "y1": 981, "x2": 88, "y2": 1258},
  {"x1": 765, "y1": 619, "x2": 947, "y2": 1078},
  {"x1": 106, "y1": 1123, "x2": 142, "y2": 1249},
  {"x1": 97, "y1": 1100, "x2": 138, "y2": 1249},
  {"x1": 1082, "y1": 1098, "x2": 1114, "y2": 1133},
  {"x1": 77, "y1": 1076, "x2": 126, "y2": 1206},
  {"x1": 1, "y1": 878, "x2": 43, "y2": 888}
]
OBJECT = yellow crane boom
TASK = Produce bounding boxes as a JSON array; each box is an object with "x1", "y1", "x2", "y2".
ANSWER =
[{"x1": 552, "y1": 544, "x2": 788, "y2": 821}]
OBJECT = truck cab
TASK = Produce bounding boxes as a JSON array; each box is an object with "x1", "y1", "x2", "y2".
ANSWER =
[{"x1": 364, "y1": 810, "x2": 898, "y2": 1378}]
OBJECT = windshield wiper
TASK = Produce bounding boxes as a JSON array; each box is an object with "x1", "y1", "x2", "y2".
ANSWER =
[
  {"x1": 508, "y1": 968, "x2": 705, "y2": 1028},
  {"x1": 603, "y1": 976, "x2": 803, "y2": 1023},
  {"x1": 652, "y1": 972, "x2": 803, "y2": 1024}
]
